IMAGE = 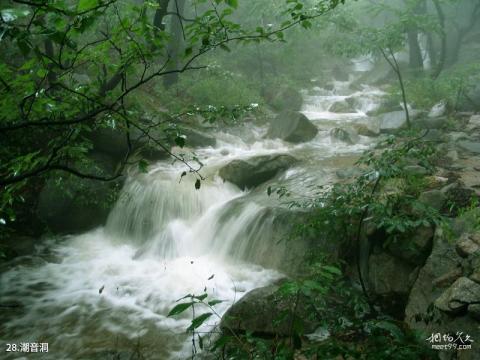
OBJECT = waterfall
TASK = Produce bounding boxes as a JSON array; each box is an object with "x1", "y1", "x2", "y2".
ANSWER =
[{"x1": 0, "y1": 73, "x2": 385, "y2": 359}]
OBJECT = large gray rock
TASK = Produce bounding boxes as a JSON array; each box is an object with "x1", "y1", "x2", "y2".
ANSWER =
[
  {"x1": 221, "y1": 280, "x2": 319, "y2": 336},
  {"x1": 352, "y1": 120, "x2": 381, "y2": 137},
  {"x1": 467, "y1": 115, "x2": 480, "y2": 131},
  {"x1": 368, "y1": 252, "x2": 417, "y2": 297},
  {"x1": 329, "y1": 100, "x2": 355, "y2": 113},
  {"x1": 458, "y1": 141, "x2": 480, "y2": 154},
  {"x1": 218, "y1": 154, "x2": 297, "y2": 190},
  {"x1": 434, "y1": 277, "x2": 480, "y2": 314},
  {"x1": 418, "y1": 190, "x2": 447, "y2": 211},
  {"x1": 368, "y1": 251, "x2": 418, "y2": 316},
  {"x1": 404, "y1": 228, "x2": 480, "y2": 350},
  {"x1": 428, "y1": 101, "x2": 447, "y2": 118},
  {"x1": 387, "y1": 225, "x2": 434, "y2": 266},
  {"x1": 330, "y1": 127, "x2": 359, "y2": 144},
  {"x1": 378, "y1": 110, "x2": 421, "y2": 133},
  {"x1": 267, "y1": 111, "x2": 318, "y2": 143}
]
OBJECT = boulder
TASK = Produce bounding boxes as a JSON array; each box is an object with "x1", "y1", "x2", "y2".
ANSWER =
[
  {"x1": 458, "y1": 141, "x2": 480, "y2": 154},
  {"x1": 418, "y1": 190, "x2": 447, "y2": 211},
  {"x1": 428, "y1": 101, "x2": 447, "y2": 118},
  {"x1": 367, "y1": 99, "x2": 403, "y2": 117},
  {"x1": 221, "y1": 280, "x2": 319, "y2": 336},
  {"x1": 416, "y1": 116, "x2": 448, "y2": 130},
  {"x1": 467, "y1": 114, "x2": 480, "y2": 130},
  {"x1": 378, "y1": 110, "x2": 422, "y2": 133},
  {"x1": 329, "y1": 100, "x2": 355, "y2": 113},
  {"x1": 387, "y1": 225, "x2": 434, "y2": 266},
  {"x1": 330, "y1": 127, "x2": 359, "y2": 144},
  {"x1": 352, "y1": 120, "x2": 381, "y2": 137},
  {"x1": 404, "y1": 228, "x2": 480, "y2": 345},
  {"x1": 455, "y1": 233, "x2": 480, "y2": 258},
  {"x1": 434, "y1": 277, "x2": 480, "y2": 314},
  {"x1": 368, "y1": 251, "x2": 417, "y2": 316},
  {"x1": 218, "y1": 154, "x2": 297, "y2": 190},
  {"x1": 368, "y1": 252, "x2": 417, "y2": 297},
  {"x1": 267, "y1": 111, "x2": 318, "y2": 143}
]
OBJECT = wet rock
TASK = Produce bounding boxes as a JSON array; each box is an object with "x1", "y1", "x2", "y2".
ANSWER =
[
  {"x1": 405, "y1": 227, "x2": 463, "y2": 323},
  {"x1": 467, "y1": 114, "x2": 480, "y2": 131},
  {"x1": 367, "y1": 99, "x2": 403, "y2": 117},
  {"x1": 221, "y1": 280, "x2": 319, "y2": 336},
  {"x1": 456, "y1": 233, "x2": 480, "y2": 258},
  {"x1": 329, "y1": 100, "x2": 355, "y2": 113},
  {"x1": 218, "y1": 154, "x2": 297, "y2": 190},
  {"x1": 368, "y1": 251, "x2": 417, "y2": 316},
  {"x1": 448, "y1": 132, "x2": 470, "y2": 142},
  {"x1": 417, "y1": 116, "x2": 448, "y2": 130},
  {"x1": 352, "y1": 120, "x2": 381, "y2": 137},
  {"x1": 458, "y1": 141, "x2": 480, "y2": 154},
  {"x1": 468, "y1": 303, "x2": 480, "y2": 320},
  {"x1": 378, "y1": 110, "x2": 421, "y2": 133},
  {"x1": 330, "y1": 127, "x2": 359, "y2": 144},
  {"x1": 418, "y1": 190, "x2": 447, "y2": 211},
  {"x1": 387, "y1": 225, "x2": 434, "y2": 266},
  {"x1": 434, "y1": 277, "x2": 480, "y2": 314},
  {"x1": 422, "y1": 129, "x2": 446, "y2": 142},
  {"x1": 446, "y1": 149, "x2": 459, "y2": 162},
  {"x1": 267, "y1": 111, "x2": 318, "y2": 143},
  {"x1": 428, "y1": 101, "x2": 447, "y2": 118}
]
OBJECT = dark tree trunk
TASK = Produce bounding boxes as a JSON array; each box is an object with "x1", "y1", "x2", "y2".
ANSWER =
[
  {"x1": 406, "y1": 0, "x2": 425, "y2": 72},
  {"x1": 154, "y1": 0, "x2": 171, "y2": 31},
  {"x1": 163, "y1": 0, "x2": 186, "y2": 87},
  {"x1": 431, "y1": 0, "x2": 446, "y2": 79}
]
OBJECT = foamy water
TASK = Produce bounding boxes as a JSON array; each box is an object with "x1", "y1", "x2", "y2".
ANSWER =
[{"x1": 0, "y1": 72, "x2": 385, "y2": 359}]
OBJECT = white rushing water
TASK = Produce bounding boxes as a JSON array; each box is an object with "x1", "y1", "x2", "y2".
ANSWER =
[{"x1": 0, "y1": 74, "x2": 384, "y2": 359}]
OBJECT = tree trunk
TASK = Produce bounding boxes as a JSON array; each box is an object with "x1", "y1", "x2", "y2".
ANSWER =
[
  {"x1": 163, "y1": 0, "x2": 186, "y2": 87},
  {"x1": 154, "y1": 0, "x2": 171, "y2": 31},
  {"x1": 407, "y1": 30, "x2": 423, "y2": 71},
  {"x1": 431, "y1": 0, "x2": 446, "y2": 79}
]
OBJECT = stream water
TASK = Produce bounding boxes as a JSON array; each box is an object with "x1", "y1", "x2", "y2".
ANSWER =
[{"x1": 0, "y1": 70, "x2": 384, "y2": 359}]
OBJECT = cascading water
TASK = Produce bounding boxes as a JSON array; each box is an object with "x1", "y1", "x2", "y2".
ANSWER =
[{"x1": 0, "y1": 73, "x2": 385, "y2": 359}]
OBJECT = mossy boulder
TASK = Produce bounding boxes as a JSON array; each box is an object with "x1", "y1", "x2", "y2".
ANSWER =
[
  {"x1": 266, "y1": 111, "x2": 318, "y2": 143},
  {"x1": 218, "y1": 154, "x2": 297, "y2": 190}
]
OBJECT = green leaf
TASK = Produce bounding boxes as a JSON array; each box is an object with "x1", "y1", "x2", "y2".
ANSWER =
[
  {"x1": 207, "y1": 299, "x2": 224, "y2": 306},
  {"x1": 187, "y1": 312, "x2": 213, "y2": 331},
  {"x1": 167, "y1": 302, "x2": 193, "y2": 317},
  {"x1": 225, "y1": 0, "x2": 238, "y2": 9},
  {"x1": 138, "y1": 159, "x2": 149, "y2": 173},
  {"x1": 175, "y1": 136, "x2": 186, "y2": 148},
  {"x1": 77, "y1": 0, "x2": 99, "y2": 12},
  {"x1": 194, "y1": 293, "x2": 208, "y2": 301},
  {"x1": 322, "y1": 265, "x2": 342, "y2": 275}
]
